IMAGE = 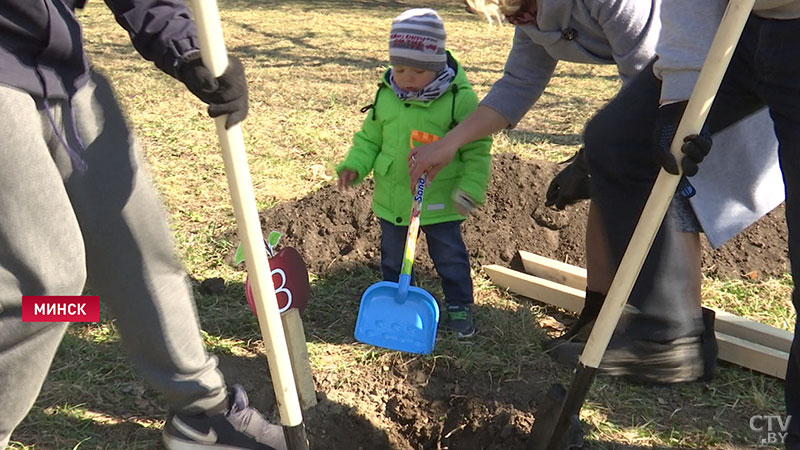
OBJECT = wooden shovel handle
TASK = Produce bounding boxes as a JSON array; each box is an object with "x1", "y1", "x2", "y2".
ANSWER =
[{"x1": 189, "y1": 0, "x2": 305, "y2": 429}]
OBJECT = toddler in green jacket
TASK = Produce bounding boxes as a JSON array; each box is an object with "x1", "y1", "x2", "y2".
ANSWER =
[{"x1": 337, "y1": 8, "x2": 492, "y2": 338}]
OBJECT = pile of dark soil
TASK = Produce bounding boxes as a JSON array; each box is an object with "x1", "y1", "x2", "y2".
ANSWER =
[{"x1": 261, "y1": 153, "x2": 788, "y2": 280}]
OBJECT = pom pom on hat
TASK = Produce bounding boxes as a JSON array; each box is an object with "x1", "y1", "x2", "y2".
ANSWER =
[{"x1": 389, "y1": 8, "x2": 447, "y2": 73}]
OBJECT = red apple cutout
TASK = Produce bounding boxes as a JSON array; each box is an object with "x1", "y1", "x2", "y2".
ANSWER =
[{"x1": 245, "y1": 246, "x2": 309, "y2": 316}]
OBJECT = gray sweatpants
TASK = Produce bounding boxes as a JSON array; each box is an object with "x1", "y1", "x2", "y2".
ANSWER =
[{"x1": 0, "y1": 72, "x2": 227, "y2": 446}]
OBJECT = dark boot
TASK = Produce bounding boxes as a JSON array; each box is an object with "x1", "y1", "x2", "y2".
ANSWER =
[
  {"x1": 547, "y1": 334, "x2": 706, "y2": 384},
  {"x1": 560, "y1": 289, "x2": 606, "y2": 342},
  {"x1": 700, "y1": 307, "x2": 718, "y2": 381},
  {"x1": 542, "y1": 290, "x2": 604, "y2": 353}
]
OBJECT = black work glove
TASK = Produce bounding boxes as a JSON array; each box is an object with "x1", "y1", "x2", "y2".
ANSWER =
[
  {"x1": 545, "y1": 148, "x2": 591, "y2": 210},
  {"x1": 176, "y1": 52, "x2": 248, "y2": 129},
  {"x1": 654, "y1": 101, "x2": 713, "y2": 177}
]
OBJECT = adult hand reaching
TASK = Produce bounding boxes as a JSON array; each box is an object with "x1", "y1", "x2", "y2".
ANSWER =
[
  {"x1": 408, "y1": 137, "x2": 460, "y2": 192},
  {"x1": 545, "y1": 148, "x2": 591, "y2": 210},
  {"x1": 177, "y1": 53, "x2": 249, "y2": 129},
  {"x1": 654, "y1": 101, "x2": 712, "y2": 177}
]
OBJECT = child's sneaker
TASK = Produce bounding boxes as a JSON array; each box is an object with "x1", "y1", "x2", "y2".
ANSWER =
[
  {"x1": 162, "y1": 384, "x2": 287, "y2": 450},
  {"x1": 443, "y1": 304, "x2": 477, "y2": 338}
]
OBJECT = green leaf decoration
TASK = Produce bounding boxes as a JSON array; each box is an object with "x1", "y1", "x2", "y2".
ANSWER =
[
  {"x1": 234, "y1": 231, "x2": 282, "y2": 263},
  {"x1": 268, "y1": 231, "x2": 283, "y2": 250},
  {"x1": 234, "y1": 243, "x2": 246, "y2": 265}
]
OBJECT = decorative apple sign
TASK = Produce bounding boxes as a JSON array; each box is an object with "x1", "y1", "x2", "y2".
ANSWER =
[{"x1": 235, "y1": 231, "x2": 309, "y2": 315}]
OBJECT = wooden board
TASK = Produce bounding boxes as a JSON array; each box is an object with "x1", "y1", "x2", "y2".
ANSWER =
[
  {"x1": 519, "y1": 250, "x2": 587, "y2": 291},
  {"x1": 716, "y1": 332, "x2": 788, "y2": 380},
  {"x1": 712, "y1": 309, "x2": 793, "y2": 354},
  {"x1": 516, "y1": 251, "x2": 793, "y2": 353},
  {"x1": 483, "y1": 265, "x2": 584, "y2": 313},
  {"x1": 484, "y1": 262, "x2": 791, "y2": 379}
]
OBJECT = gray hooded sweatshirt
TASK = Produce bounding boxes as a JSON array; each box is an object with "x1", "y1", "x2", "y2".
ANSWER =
[
  {"x1": 655, "y1": 0, "x2": 800, "y2": 104},
  {"x1": 480, "y1": 0, "x2": 661, "y2": 127}
]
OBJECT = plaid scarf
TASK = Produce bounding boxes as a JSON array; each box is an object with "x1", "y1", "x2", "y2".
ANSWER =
[{"x1": 389, "y1": 66, "x2": 456, "y2": 101}]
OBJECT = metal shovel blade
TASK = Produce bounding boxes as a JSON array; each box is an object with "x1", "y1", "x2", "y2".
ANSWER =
[
  {"x1": 527, "y1": 383, "x2": 584, "y2": 450},
  {"x1": 354, "y1": 280, "x2": 440, "y2": 354}
]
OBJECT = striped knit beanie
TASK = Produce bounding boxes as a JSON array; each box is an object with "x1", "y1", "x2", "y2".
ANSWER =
[{"x1": 389, "y1": 8, "x2": 447, "y2": 73}]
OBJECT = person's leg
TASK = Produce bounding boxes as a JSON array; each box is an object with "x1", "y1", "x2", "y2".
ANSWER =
[
  {"x1": 576, "y1": 208, "x2": 704, "y2": 340},
  {"x1": 555, "y1": 203, "x2": 615, "y2": 342},
  {"x1": 64, "y1": 73, "x2": 288, "y2": 450},
  {"x1": 422, "y1": 221, "x2": 472, "y2": 306},
  {"x1": 423, "y1": 220, "x2": 475, "y2": 337},
  {"x1": 64, "y1": 73, "x2": 227, "y2": 413},
  {"x1": 569, "y1": 51, "x2": 764, "y2": 382},
  {"x1": 586, "y1": 43, "x2": 766, "y2": 341},
  {"x1": 585, "y1": 204, "x2": 613, "y2": 294},
  {"x1": 766, "y1": 70, "x2": 800, "y2": 450},
  {"x1": 745, "y1": 16, "x2": 800, "y2": 447},
  {"x1": 583, "y1": 59, "x2": 706, "y2": 342},
  {"x1": 0, "y1": 86, "x2": 84, "y2": 445}
]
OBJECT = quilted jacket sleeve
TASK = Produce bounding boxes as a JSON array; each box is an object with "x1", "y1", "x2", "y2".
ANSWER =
[
  {"x1": 337, "y1": 102, "x2": 384, "y2": 184},
  {"x1": 104, "y1": 0, "x2": 200, "y2": 77}
]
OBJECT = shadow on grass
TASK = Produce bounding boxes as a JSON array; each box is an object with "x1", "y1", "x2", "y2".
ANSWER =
[
  {"x1": 185, "y1": 178, "x2": 786, "y2": 449},
  {"x1": 585, "y1": 444, "x2": 694, "y2": 450},
  {"x1": 229, "y1": 24, "x2": 386, "y2": 72},
  {"x1": 220, "y1": 0, "x2": 466, "y2": 14},
  {"x1": 297, "y1": 263, "x2": 756, "y2": 449},
  {"x1": 504, "y1": 128, "x2": 583, "y2": 148},
  {"x1": 10, "y1": 407, "x2": 161, "y2": 450},
  {"x1": 190, "y1": 264, "x2": 557, "y2": 448},
  {"x1": 557, "y1": 70, "x2": 620, "y2": 84},
  {"x1": 10, "y1": 311, "x2": 396, "y2": 450}
]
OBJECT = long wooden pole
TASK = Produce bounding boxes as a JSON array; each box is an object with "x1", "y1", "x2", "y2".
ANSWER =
[{"x1": 189, "y1": 1, "x2": 308, "y2": 448}]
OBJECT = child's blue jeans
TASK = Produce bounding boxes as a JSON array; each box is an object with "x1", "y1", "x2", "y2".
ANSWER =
[{"x1": 379, "y1": 218, "x2": 473, "y2": 306}]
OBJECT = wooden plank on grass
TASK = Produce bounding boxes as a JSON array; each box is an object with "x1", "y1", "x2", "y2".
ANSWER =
[
  {"x1": 483, "y1": 264, "x2": 584, "y2": 313},
  {"x1": 517, "y1": 251, "x2": 794, "y2": 354},
  {"x1": 486, "y1": 262, "x2": 791, "y2": 379},
  {"x1": 716, "y1": 332, "x2": 788, "y2": 380},
  {"x1": 519, "y1": 250, "x2": 587, "y2": 291},
  {"x1": 712, "y1": 309, "x2": 793, "y2": 353}
]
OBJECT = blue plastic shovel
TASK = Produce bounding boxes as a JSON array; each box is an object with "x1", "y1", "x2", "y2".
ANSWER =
[{"x1": 354, "y1": 173, "x2": 440, "y2": 354}]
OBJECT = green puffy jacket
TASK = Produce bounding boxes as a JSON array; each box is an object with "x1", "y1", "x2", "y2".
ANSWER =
[{"x1": 337, "y1": 52, "x2": 492, "y2": 227}]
